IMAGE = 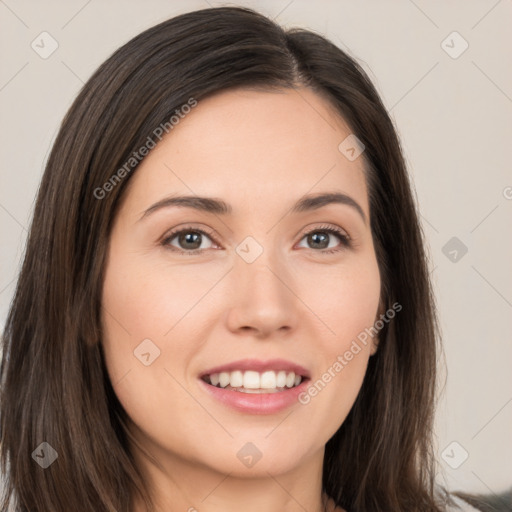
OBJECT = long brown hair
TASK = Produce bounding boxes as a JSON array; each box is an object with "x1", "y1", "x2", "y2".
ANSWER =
[{"x1": 1, "y1": 6, "x2": 448, "y2": 511}]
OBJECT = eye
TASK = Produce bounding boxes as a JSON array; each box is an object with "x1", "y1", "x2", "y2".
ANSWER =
[
  {"x1": 296, "y1": 224, "x2": 351, "y2": 254},
  {"x1": 161, "y1": 223, "x2": 351, "y2": 255},
  {"x1": 162, "y1": 226, "x2": 218, "y2": 254}
]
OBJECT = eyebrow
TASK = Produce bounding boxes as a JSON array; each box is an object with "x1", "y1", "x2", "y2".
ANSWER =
[{"x1": 139, "y1": 192, "x2": 367, "y2": 224}]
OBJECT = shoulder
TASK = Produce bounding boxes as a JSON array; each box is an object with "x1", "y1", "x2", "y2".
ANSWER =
[
  {"x1": 444, "y1": 493, "x2": 484, "y2": 512},
  {"x1": 433, "y1": 485, "x2": 490, "y2": 512}
]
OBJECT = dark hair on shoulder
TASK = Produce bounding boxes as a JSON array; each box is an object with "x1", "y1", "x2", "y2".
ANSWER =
[
  {"x1": 1, "y1": 6, "x2": 448, "y2": 511},
  {"x1": 453, "y1": 487, "x2": 512, "y2": 512}
]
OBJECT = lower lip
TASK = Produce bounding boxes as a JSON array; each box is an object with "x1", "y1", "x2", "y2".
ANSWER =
[{"x1": 198, "y1": 377, "x2": 310, "y2": 414}]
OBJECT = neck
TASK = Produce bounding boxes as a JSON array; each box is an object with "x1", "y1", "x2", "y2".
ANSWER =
[{"x1": 129, "y1": 440, "x2": 334, "y2": 512}]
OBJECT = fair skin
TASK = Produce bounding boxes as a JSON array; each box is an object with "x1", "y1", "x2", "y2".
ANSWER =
[{"x1": 101, "y1": 87, "x2": 382, "y2": 512}]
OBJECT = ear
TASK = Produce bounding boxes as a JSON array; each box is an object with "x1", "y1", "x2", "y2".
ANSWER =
[
  {"x1": 370, "y1": 338, "x2": 379, "y2": 356},
  {"x1": 370, "y1": 331, "x2": 380, "y2": 356},
  {"x1": 370, "y1": 300, "x2": 386, "y2": 356}
]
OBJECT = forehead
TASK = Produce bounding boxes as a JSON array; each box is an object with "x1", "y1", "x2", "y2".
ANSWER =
[{"x1": 122, "y1": 87, "x2": 369, "y2": 217}]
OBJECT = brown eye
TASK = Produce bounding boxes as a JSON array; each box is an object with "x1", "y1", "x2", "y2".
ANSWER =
[
  {"x1": 162, "y1": 228, "x2": 216, "y2": 253},
  {"x1": 297, "y1": 225, "x2": 351, "y2": 254}
]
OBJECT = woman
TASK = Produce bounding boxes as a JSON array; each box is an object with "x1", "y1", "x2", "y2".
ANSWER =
[{"x1": 0, "y1": 6, "x2": 483, "y2": 512}]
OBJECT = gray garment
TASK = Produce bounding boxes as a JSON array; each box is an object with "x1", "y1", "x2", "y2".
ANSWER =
[{"x1": 446, "y1": 494, "x2": 484, "y2": 512}]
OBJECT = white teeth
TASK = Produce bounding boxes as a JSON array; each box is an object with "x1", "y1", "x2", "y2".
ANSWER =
[
  {"x1": 219, "y1": 372, "x2": 230, "y2": 388},
  {"x1": 276, "y1": 371, "x2": 287, "y2": 388},
  {"x1": 206, "y1": 370, "x2": 303, "y2": 391},
  {"x1": 243, "y1": 370, "x2": 260, "y2": 389},
  {"x1": 230, "y1": 370, "x2": 243, "y2": 388},
  {"x1": 260, "y1": 371, "x2": 276, "y2": 388}
]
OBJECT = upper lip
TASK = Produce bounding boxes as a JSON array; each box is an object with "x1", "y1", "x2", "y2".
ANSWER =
[{"x1": 199, "y1": 358, "x2": 311, "y2": 379}]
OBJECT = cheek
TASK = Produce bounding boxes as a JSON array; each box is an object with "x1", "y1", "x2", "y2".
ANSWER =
[
  {"x1": 101, "y1": 245, "x2": 223, "y2": 345},
  {"x1": 327, "y1": 254, "x2": 381, "y2": 380},
  {"x1": 295, "y1": 253, "x2": 380, "y2": 430},
  {"x1": 99, "y1": 247, "x2": 223, "y2": 413},
  {"x1": 297, "y1": 250, "x2": 381, "y2": 346},
  {"x1": 99, "y1": 254, "x2": 206, "y2": 456}
]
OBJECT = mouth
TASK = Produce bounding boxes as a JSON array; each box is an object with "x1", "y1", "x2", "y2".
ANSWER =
[
  {"x1": 200, "y1": 370, "x2": 309, "y2": 394},
  {"x1": 198, "y1": 363, "x2": 311, "y2": 414}
]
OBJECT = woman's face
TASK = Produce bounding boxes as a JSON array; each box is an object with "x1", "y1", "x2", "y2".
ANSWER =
[{"x1": 101, "y1": 87, "x2": 381, "y2": 480}]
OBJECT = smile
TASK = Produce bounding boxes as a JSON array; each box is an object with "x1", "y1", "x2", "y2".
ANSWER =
[
  {"x1": 198, "y1": 358, "x2": 311, "y2": 413},
  {"x1": 201, "y1": 370, "x2": 304, "y2": 393}
]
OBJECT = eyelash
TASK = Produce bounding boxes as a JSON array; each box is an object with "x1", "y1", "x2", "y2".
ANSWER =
[{"x1": 161, "y1": 224, "x2": 351, "y2": 255}]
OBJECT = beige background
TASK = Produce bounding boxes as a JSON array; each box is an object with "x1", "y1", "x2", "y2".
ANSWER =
[{"x1": 1, "y1": 0, "x2": 511, "y2": 498}]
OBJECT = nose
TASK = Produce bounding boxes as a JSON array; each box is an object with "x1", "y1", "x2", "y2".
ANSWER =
[{"x1": 225, "y1": 248, "x2": 300, "y2": 338}]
